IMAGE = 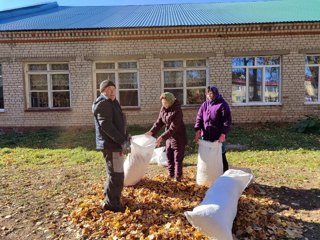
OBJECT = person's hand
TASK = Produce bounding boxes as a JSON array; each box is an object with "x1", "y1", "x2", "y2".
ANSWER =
[
  {"x1": 145, "y1": 131, "x2": 153, "y2": 136},
  {"x1": 156, "y1": 136, "x2": 162, "y2": 147},
  {"x1": 218, "y1": 134, "x2": 226, "y2": 143},
  {"x1": 121, "y1": 140, "x2": 131, "y2": 155},
  {"x1": 194, "y1": 130, "x2": 201, "y2": 142}
]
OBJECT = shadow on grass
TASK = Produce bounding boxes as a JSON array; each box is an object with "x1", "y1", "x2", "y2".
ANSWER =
[
  {"x1": 1, "y1": 123, "x2": 319, "y2": 151},
  {"x1": 0, "y1": 127, "x2": 96, "y2": 150},
  {"x1": 228, "y1": 123, "x2": 320, "y2": 151},
  {"x1": 250, "y1": 183, "x2": 320, "y2": 211},
  {"x1": 0, "y1": 125, "x2": 154, "y2": 150},
  {"x1": 237, "y1": 182, "x2": 320, "y2": 239}
]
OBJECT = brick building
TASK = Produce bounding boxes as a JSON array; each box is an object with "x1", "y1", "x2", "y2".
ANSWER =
[{"x1": 0, "y1": 1, "x2": 319, "y2": 128}]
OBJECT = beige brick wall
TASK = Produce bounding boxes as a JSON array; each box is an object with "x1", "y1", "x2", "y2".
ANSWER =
[{"x1": 0, "y1": 25, "x2": 320, "y2": 127}]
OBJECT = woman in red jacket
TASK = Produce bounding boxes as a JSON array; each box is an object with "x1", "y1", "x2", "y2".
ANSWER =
[{"x1": 146, "y1": 92, "x2": 187, "y2": 182}]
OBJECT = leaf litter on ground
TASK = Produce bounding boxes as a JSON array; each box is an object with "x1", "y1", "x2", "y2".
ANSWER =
[{"x1": 69, "y1": 169, "x2": 303, "y2": 239}]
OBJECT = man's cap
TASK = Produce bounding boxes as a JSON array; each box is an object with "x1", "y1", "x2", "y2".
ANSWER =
[{"x1": 100, "y1": 80, "x2": 116, "y2": 93}]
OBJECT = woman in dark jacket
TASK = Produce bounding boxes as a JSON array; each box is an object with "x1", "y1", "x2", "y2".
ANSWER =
[{"x1": 146, "y1": 92, "x2": 187, "y2": 182}]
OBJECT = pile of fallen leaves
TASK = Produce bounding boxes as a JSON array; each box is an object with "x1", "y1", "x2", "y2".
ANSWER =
[{"x1": 69, "y1": 169, "x2": 303, "y2": 239}]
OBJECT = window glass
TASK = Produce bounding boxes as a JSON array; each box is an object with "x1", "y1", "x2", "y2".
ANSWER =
[
  {"x1": 50, "y1": 64, "x2": 69, "y2": 70},
  {"x1": 186, "y1": 59, "x2": 206, "y2": 67},
  {"x1": 164, "y1": 71, "x2": 183, "y2": 88},
  {"x1": 256, "y1": 56, "x2": 280, "y2": 65},
  {"x1": 119, "y1": 72, "x2": 138, "y2": 89},
  {"x1": 187, "y1": 88, "x2": 206, "y2": 104},
  {"x1": 119, "y1": 90, "x2": 138, "y2": 106},
  {"x1": 29, "y1": 75, "x2": 48, "y2": 90},
  {"x1": 265, "y1": 67, "x2": 280, "y2": 102},
  {"x1": 306, "y1": 56, "x2": 320, "y2": 65},
  {"x1": 53, "y1": 92, "x2": 70, "y2": 107},
  {"x1": 118, "y1": 62, "x2": 137, "y2": 69},
  {"x1": 163, "y1": 59, "x2": 207, "y2": 105},
  {"x1": 164, "y1": 61, "x2": 183, "y2": 68},
  {"x1": 31, "y1": 92, "x2": 48, "y2": 107},
  {"x1": 232, "y1": 68, "x2": 246, "y2": 103},
  {"x1": 186, "y1": 70, "x2": 206, "y2": 87},
  {"x1": 305, "y1": 66, "x2": 319, "y2": 102},
  {"x1": 96, "y1": 73, "x2": 115, "y2": 89},
  {"x1": 249, "y1": 68, "x2": 263, "y2": 102},
  {"x1": 52, "y1": 74, "x2": 69, "y2": 90},
  {"x1": 232, "y1": 56, "x2": 281, "y2": 105},
  {"x1": 96, "y1": 63, "x2": 115, "y2": 69},
  {"x1": 94, "y1": 61, "x2": 139, "y2": 107},
  {"x1": 27, "y1": 63, "x2": 70, "y2": 108},
  {"x1": 232, "y1": 57, "x2": 254, "y2": 66},
  {"x1": 28, "y1": 64, "x2": 47, "y2": 71}
]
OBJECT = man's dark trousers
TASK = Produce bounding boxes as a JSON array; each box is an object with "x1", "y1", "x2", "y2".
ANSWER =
[{"x1": 102, "y1": 150, "x2": 124, "y2": 209}]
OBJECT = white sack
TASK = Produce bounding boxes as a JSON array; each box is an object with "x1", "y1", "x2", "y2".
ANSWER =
[
  {"x1": 150, "y1": 147, "x2": 167, "y2": 166},
  {"x1": 185, "y1": 169, "x2": 254, "y2": 240},
  {"x1": 197, "y1": 140, "x2": 223, "y2": 186},
  {"x1": 124, "y1": 135, "x2": 156, "y2": 186}
]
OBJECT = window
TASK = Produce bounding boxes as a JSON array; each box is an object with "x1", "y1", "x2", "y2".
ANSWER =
[
  {"x1": 26, "y1": 63, "x2": 70, "y2": 108},
  {"x1": 305, "y1": 55, "x2": 320, "y2": 103},
  {"x1": 232, "y1": 56, "x2": 281, "y2": 105},
  {"x1": 94, "y1": 61, "x2": 139, "y2": 107},
  {"x1": 0, "y1": 64, "x2": 3, "y2": 109},
  {"x1": 162, "y1": 59, "x2": 207, "y2": 105}
]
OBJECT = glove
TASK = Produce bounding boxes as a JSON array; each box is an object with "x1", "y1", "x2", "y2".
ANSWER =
[{"x1": 121, "y1": 137, "x2": 131, "y2": 155}]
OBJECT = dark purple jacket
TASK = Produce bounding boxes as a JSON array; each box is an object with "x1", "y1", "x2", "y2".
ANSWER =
[
  {"x1": 149, "y1": 100, "x2": 187, "y2": 148},
  {"x1": 194, "y1": 95, "x2": 232, "y2": 142}
]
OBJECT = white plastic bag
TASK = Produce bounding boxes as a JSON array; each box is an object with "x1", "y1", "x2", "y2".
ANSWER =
[
  {"x1": 197, "y1": 140, "x2": 223, "y2": 186},
  {"x1": 124, "y1": 135, "x2": 156, "y2": 186},
  {"x1": 150, "y1": 147, "x2": 167, "y2": 166},
  {"x1": 185, "y1": 169, "x2": 254, "y2": 240}
]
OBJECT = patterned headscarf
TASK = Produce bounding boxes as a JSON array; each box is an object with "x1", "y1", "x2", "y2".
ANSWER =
[{"x1": 160, "y1": 92, "x2": 176, "y2": 108}]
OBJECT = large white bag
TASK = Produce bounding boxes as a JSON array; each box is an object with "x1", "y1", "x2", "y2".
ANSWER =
[
  {"x1": 185, "y1": 169, "x2": 254, "y2": 240},
  {"x1": 197, "y1": 140, "x2": 223, "y2": 186},
  {"x1": 150, "y1": 147, "x2": 167, "y2": 166},
  {"x1": 124, "y1": 135, "x2": 156, "y2": 186}
]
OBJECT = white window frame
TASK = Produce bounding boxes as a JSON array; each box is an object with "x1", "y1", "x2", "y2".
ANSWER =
[
  {"x1": 0, "y1": 64, "x2": 4, "y2": 112},
  {"x1": 161, "y1": 59, "x2": 208, "y2": 106},
  {"x1": 25, "y1": 63, "x2": 71, "y2": 109},
  {"x1": 305, "y1": 55, "x2": 320, "y2": 104},
  {"x1": 231, "y1": 56, "x2": 282, "y2": 106},
  {"x1": 93, "y1": 61, "x2": 140, "y2": 108}
]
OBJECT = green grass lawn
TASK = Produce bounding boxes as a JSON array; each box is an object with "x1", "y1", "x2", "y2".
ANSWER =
[
  {"x1": 0, "y1": 123, "x2": 319, "y2": 239},
  {"x1": 1, "y1": 123, "x2": 319, "y2": 188}
]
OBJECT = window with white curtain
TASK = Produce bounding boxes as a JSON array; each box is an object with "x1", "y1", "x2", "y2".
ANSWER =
[
  {"x1": 94, "y1": 61, "x2": 139, "y2": 107},
  {"x1": 162, "y1": 59, "x2": 207, "y2": 105},
  {"x1": 25, "y1": 63, "x2": 70, "y2": 108}
]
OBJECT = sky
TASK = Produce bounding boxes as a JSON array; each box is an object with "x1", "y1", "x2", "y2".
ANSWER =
[{"x1": 0, "y1": 0, "x2": 266, "y2": 11}]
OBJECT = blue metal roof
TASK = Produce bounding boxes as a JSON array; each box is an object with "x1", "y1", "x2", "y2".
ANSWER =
[{"x1": 0, "y1": 0, "x2": 320, "y2": 31}]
